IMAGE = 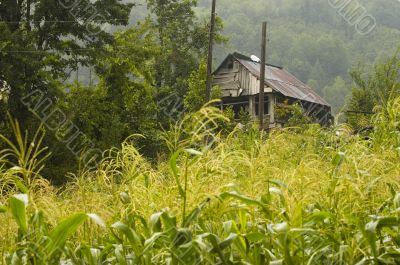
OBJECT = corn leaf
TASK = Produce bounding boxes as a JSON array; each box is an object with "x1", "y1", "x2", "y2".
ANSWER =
[
  {"x1": 46, "y1": 213, "x2": 88, "y2": 256},
  {"x1": 10, "y1": 194, "x2": 28, "y2": 235}
]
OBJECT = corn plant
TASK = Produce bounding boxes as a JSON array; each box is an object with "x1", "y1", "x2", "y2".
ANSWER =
[
  {"x1": 1, "y1": 194, "x2": 104, "y2": 264},
  {"x1": 0, "y1": 115, "x2": 50, "y2": 192},
  {"x1": 0, "y1": 98, "x2": 400, "y2": 264}
]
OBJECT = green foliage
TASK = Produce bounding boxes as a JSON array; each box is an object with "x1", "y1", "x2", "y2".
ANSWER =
[
  {"x1": 286, "y1": 104, "x2": 313, "y2": 128},
  {"x1": 66, "y1": 20, "x2": 160, "y2": 154},
  {"x1": 347, "y1": 51, "x2": 400, "y2": 129},
  {"x1": 147, "y1": 0, "x2": 208, "y2": 95},
  {"x1": 0, "y1": 0, "x2": 133, "y2": 126},
  {"x1": 161, "y1": 102, "x2": 228, "y2": 153},
  {"x1": 184, "y1": 59, "x2": 208, "y2": 112},
  {"x1": 0, "y1": 116, "x2": 49, "y2": 192},
  {"x1": 218, "y1": 105, "x2": 236, "y2": 135},
  {"x1": 9, "y1": 194, "x2": 28, "y2": 236},
  {"x1": 0, "y1": 0, "x2": 399, "y2": 183},
  {"x1": 184, "y1": 59, "x2": 222, "y2": 112},
  {"x1": 28, "y1": 1, "x2": 226, "y2": 179},
  {"x1": 371, "y1": 96, "x2": 400, "y2": 148},
  {"x1": 0, "y1": 102, "x2": 400, "y2": 263},
  {"x1": 238, "y1": 107, "x2": 252, "y2": 127},
  {"x1": 0, "y1": 0, "x2": 140, "y2": 181},
  {"x1": 1, "y1": 194, "x2": 104, "y2": 263},
  {"x1": 2, "y1": 7, "x2": 400, "y2": 264}
]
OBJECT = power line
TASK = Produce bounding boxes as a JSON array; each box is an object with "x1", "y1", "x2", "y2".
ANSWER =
[
  {"x1": 0, "y1": 47, "x2": 112, "y2": 53},
  {"x1": 2, "y1": 18, "x2": 136, "y2": 24},
  {"x1": 0, "y1": 9, "x2": 211, "y2": 55},
  {"x1": 0, "y1": 14, "x2": 195, "y2": 24},
  {"x1": 346, "y1": 110, "x2": 375, "y2": 115},
  {"x1": 0, "y1": 30, "x2": 209, "y2": 54}
]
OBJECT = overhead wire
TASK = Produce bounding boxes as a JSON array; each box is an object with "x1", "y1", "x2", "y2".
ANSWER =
[
  {"x1": 0, "y1": 22, "x2": 211, "y2": 54},
  {"x1": 0, "y1": 0, "x2": 215, "y2": 55},
  {"x1": 0, "y1": 13, "x2": 196, "y2": 24},
  {"x1": 0, "y1": 2, "x2": 215, "y2": 85}
]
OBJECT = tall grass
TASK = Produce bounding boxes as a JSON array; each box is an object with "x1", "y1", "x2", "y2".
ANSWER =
[{"x1": 0, "y1": 100, "x2": 400, "y2": 264}]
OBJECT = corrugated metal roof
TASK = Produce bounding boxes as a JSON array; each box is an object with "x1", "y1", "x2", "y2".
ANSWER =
[{"x1": 232, "y1": 53, "x2": 330, "y2": 106}]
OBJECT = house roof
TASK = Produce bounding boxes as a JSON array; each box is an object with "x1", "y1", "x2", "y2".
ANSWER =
[{"x1": 216, "y1": 52, "x2": 330, "y2": 107}]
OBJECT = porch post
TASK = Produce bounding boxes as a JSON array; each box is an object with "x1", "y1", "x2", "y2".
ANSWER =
[
  {"x1": 268, "y1": 94, "x2": 275, "y2": 125},
  {"x1": 249, "y1": 95, "x2": 256, "y2": 118}
]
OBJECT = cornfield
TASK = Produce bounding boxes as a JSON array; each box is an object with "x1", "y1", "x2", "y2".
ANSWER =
[{"x1": 1, "y1": 98, "x2": 400, "y2": 264}]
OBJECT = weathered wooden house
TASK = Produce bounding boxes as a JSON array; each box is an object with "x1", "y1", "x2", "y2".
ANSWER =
[{"x1": 213, "y1": 52, "x2": 332, "y2": 128}]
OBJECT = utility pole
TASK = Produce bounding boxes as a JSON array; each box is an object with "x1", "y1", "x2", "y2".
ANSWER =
[
  {"x1": 205, "y1": 0, "x2": 216, "y2": 102},
  {"x1": 89, "y1": 67, "x2": 93, "y2": 87},
  {"x1": 75, "y1": 55, "x2": 79, "y2": 83},
  {"x1": 75, "y1": 36, "x2": 79, "y2": 83},
  {"x1": 259, "y1": 21, "x2": 267, "y2": 130}
]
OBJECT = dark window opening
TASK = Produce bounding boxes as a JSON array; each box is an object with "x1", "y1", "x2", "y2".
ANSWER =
[{"x1": 255, "y1": 96, "x2": 269, "y2": 116}]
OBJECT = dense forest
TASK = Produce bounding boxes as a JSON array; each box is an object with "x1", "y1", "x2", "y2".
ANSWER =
[{"x1": 1, "y1": 0, "x2": 400, "y2": 263}]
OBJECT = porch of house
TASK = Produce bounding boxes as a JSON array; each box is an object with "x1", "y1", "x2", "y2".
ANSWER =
[{"x1": 219, "y1": 93, "x2": 285, "y2": 129}]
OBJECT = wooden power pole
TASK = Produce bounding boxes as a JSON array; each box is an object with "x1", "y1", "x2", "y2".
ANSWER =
[
  {"x1": 259, "y1": 21, "x2": 267, "y2": 130},
  {"x1": 205, "y1": 0, "x2": 216, "y2": 102}
]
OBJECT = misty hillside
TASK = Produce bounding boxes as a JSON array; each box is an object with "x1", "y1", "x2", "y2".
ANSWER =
[{"x1": 196, "y1": 0, "x2": 400, "y2": 113}]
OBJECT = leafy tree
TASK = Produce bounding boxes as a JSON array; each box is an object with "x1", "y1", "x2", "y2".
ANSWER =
[
  {"x1": 347, "y1": 51, "x2": 400, "y2": 129},
  {"x1": 0, "y1": 0, "x2": 135, "y2": 181},
  {"x1": 146, "y1": 0, "x2": 225, "y2": 125},
  {"x1": 146, "y1": 0, "x2": 207, "y2": 92},
  {"x1": 184, "y1": 59, "x2": 221, "y2": 112},
  {"x1": 0, "y1": 0, "x2": 133, "y2": 126},
  {"x1": 68, "y1": 20, "x2": 160, "y2": 155}
]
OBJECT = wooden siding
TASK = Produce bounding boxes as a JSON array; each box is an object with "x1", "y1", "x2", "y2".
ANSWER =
[{"x1": 213, "y1": 58, "x2": 272, "y2": 97}]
